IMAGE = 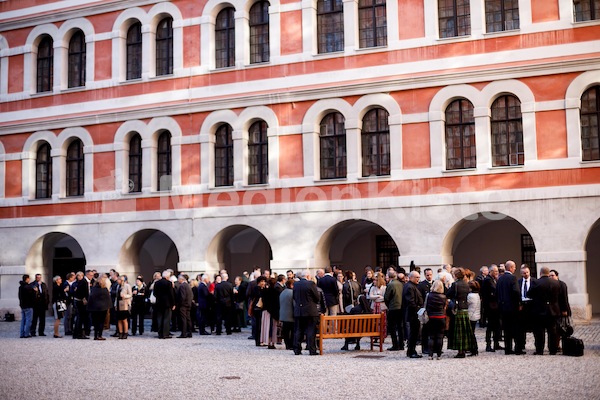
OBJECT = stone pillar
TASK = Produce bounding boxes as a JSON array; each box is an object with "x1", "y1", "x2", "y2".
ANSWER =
[
  {"x1": 536, "y1": 251, "x2": 590, "y2": 320},
  {"x1": 0, "y1": 265, "x2": 27, "y2": 319},
  {"x1": 398, "y1": 254, "x2": 445, "y2": 278}
]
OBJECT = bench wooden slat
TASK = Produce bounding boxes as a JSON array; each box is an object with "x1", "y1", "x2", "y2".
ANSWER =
[{"x1": 318, "y1": 313, "x2": 386, "y2": 355}]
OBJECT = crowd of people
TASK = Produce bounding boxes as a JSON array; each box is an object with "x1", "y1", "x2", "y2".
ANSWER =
[{"x1": 17, "y1": 260, "x2": 572, "y2": 358}]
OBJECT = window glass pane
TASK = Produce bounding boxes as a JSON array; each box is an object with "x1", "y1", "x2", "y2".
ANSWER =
[
  {"x1": 216, "y1": 8, "x2": 235, "y2": 68},
  {"x1": 156, "y1": 17, "x2": 174, "y2": 76},
  {"x1": 127, "y1": 22, "x2": 142, "y2": 80},
  {"x1": 37, "y1": 36, "x2": 53, "y2": 92},
  {"x1": 68, "y1": 31, "x2": 86, "y2": 88},
  {"x1": 250, "y1": 1, "x2": 270, "y2": 64},
  {"x1": 581, "y1": 86, "x2": 600, "y2": 161}
]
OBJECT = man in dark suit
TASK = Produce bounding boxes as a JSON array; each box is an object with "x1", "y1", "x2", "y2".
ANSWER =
[
  {"x1": 215, "y1": 273, "x2": 234, "y2": 335},
  {"x1": 402, "y1": 271, "x2": 424, "y2": 358},
  {"x1": 317, "y1": 266, "x2": 340, "y2": 315},
  {"x1": 516, "y1": 264, "x2": 537, "y2": 353},
  {"x1": 481, "y1": 265, "x2": 503, "y2": 352},
  {"x1": 417, "y1": 268, "x2": 433, "y2": 354},
  {"x1": 196, "y1": 274, "x2": 210, "y2": 335},
  {"x1": 527, "y1": 266, "x2": 561, "y2": 355},
  {"x1": 496, "y1": 260, "x2": 523, "y2": 354},
  {"x1": 153, "y1": 270, "x2": 176, "y2": 339},
  {"x1": 293, "y1": 270, "x2": 320, "y2": 355},
  {"x1": 30, "y1": 274, "x2": 50, "y2": 336},
  {"x1": 73, "y1": 270, "x2": 93, "y2": 339},
  {"x1": 176, "y1": 274, "x2": 193, "y2": 338},
  {"x1": 550, "y1": 269, "x2": 571, "y2": 350}
]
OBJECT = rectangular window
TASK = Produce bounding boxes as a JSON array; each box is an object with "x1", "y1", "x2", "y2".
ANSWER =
[
  {"x1": 521, "y1": 234, "x2": 537, "y2": 277},
  {"x1": 358, "y1": 0, "x2": 387, "y2": 48},
  {"x1": 574, "y1": 0, "x2": 600, "y2": 21},
  {"x1": 376, "y1": 235, "x2": 399, "y2": 269},
  {"x1": 317, "y1": 0, "x2": 345, "y2": 53},
  {"x1": 439, "y1": 0, "x2": 471, "y2": 38},
  {"x1": 485, "y1": 0, "x2": 520, "y2": 32}
]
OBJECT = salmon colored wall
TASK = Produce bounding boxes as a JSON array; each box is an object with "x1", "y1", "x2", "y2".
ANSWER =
[
  {"x1": 278, "y1": 135, "x2": 303, "y2": 178},
  {"x1": 521, "y1": 73, "x2": 579, "y2": 102},
  {"x1": 402, "y1": 123, "x2": 430, "y2": 169},
  {"x1": 1, "y1": 133, "x2": 29, "y2": 153},
  {"x1": 531, "y1": 0, "x2": 559, "y2": 22},
  {"x1": 183, "y1": 25, "x2": 201, "y2": 68},
  {"x1": 8, "y1": 54, "x2": 24, "y2": 94},
  {"x1": 280, "y1": 11, "x2": 303, "y2": 56},
  {"x1": 392, "y1": 88, "x2": 438, "y2": 114},
  {"x1": 93, "y1": 152, "x2": 115, "y2": 192},
  {"x1": 87, "y1": 122, "x2": 119, "y2": 145},
  {"x1": 181, "y1": 143, "x2": 201, "y2": 185},
  {"x1": 5, "y1": 160, "x2": 22, "y2": 197},
  {"x1": 94, "y1": 40, "x2": 112, "y2": 81},
  {"x1": 536, "y1": 110, "x2": 567, "y2": 159},
  {"x1": 398, "y1": 0, "x2": 425, "y2": 40}
]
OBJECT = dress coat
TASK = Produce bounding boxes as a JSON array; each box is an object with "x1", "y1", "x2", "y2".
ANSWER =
[
  {"x1": 117, "y1": 283, "x2": 133, "y2": 311},
  {"x1": 153, "y1": 277, "x2": 176, "y2": 310},
  {"x1": 317, "y1": 274, "x2": 340, "y2": 308},
  {"x1": 293, "y1": 278, "x2": 320, "y2": 318},
  {"x1": 526, "y1": 276, "x2": 561, "y2": 317},
  {"x1": 496, "y1": 271, "x2": 520, "y2": 314}
]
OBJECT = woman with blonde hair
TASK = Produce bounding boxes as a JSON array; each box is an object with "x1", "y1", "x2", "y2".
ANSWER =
[
  {"x1": 87, "y1": 276, "x2": 112, "y2": 340},
  {"x1": 425, "y1": 280, "x2": 447, "y2": 359},
  {"x1": 115, "y1": 275, "x2": 132, "y2": 339},
  {"x1": 367, "y1": 272, "x2": 387, "y2": 314},
  {"x1": 52, "y1": 275, "x2": 67, "y2": 338}
]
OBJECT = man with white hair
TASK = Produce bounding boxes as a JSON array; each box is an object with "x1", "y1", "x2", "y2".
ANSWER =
[
  {"x1": 153, "y1": 270, "x2": 176, "y2": 339},
  {"x1": 215, "y1": 272, "x2": 234, "y2": 335},
  {"x1": 293, "y1": 270, "x2": 320, "y2": 355},
  {"x1": 176, "y1": 274, "x2": 193, "y2": 338},
  {"x1": 497, "y1": 260, "x2": 522, "y2": 354},
  {"x1": 402, "y1": 270, "x2": 424, "y2": 358}
]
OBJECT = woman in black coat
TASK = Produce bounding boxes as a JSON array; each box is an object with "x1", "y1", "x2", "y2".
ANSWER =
[
  {"x1": 447, "y1": 268, "x2": 477, "y2": 358},
  {"x1": 340, "y1": 294, "x2": 372, "y2": 351},
  {"x1": 52, "y1": 276, "x2": 68, "y2": 338},
  {"x1": 425, "y1": 280, "x2": 447, "y2": 359},
  {"x1": 87, "y1": 277, "x2": 112, "y2": 340}
]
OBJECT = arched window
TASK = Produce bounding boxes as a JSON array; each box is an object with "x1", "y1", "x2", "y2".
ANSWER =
[
  {"x1": 126, "y1": 21, "x2": 142, "y2": 80},
  {"x1": 66, "y1": 139, "x2": 84, "y2": 197},
  {"x1": 248, "y1": 121, "x2": 268, "y2": 185},
  {"x1": 438, "y1": 0, "x2": 471, "y2": 38},
  {"x1": 216, "y1": 8, "x2": 235, "y2": 68},
  {"x1": 37, "y1": 36, "x2": 53, "y2": 93},
  {"x1": 36, "y1": 142, "x2": 52, "y2": 199},
  {"x1": 249, "y1": 1, "x2": 270, "y2": 64},
  {"x1": 445, "y1": 99, "x2": 476, "y2": 170},
  {"x1": 362, "y1": 108, "x2": 390, "y2": 176},
  {"x1": 358, "y1": 0, "x2": 387, "y2": 48},
  {"x1": 317, "y1": 0, "x2": 344, "y2": 54},
  {"x1": 485, "y1": 0, "x2": 519, "y2": 32},
  {"x1": 68, "y1": 30, "x2": 86, "y2": 88},
  {"x1": 156, "y1": 17, "x2": 173, "y2": 76},
  {"x1": 574, "y1": 0, "x2": 600, "y2": 22},
  {"x1": 157, "y1": 131, "x2": 172, "y2": 191},
  {"x1": 581, "y1": 85, "x2": 600, "y2": 161},
  {"x1": 320, "y1": 112, "x2": 346, "y2": 179},
  {"x1": 215, "y1": 124, "x2": 234, "y2": 187},
  {"x1": 128, "y1": 133, "x2": 142, "y2": 192},
  {"x1": 491, "y1": 95, "x2": 523, "y2": 166}
]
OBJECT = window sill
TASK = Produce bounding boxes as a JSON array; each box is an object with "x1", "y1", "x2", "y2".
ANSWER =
[
  {"x1": 441, "y1": 168, "x2": 477, "y2": 174},
  {"x1": 482, "y1": 29, "x2": 520, "y2": 38},
  {"x1": 581, "y1": 159, "x2": 600, "y2": 165},
  {"x1": 314, "y1": 177, "x2": 347, "y2": 183},
  {"x1": 436, "y1": 34, "x2": 472, "y2": 43},
  {"x1": 357, "y1": 174, "x2": 391, "y2": 180},
  {"x1": 572, "y1": 19, "x2": 600, "y2": 27},
  {"x1": 487, "y1": 164, "x2": 524, "y2": 170}
]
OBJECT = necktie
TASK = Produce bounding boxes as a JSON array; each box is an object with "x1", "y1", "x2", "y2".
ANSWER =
[{"x1": 524, "y1": 280, "x2": 528, "y2": 297}]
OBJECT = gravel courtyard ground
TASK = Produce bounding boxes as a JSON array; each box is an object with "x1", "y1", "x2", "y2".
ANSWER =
[{"x1": 0, "y1": 317, "x2": 599, "y2": 400}]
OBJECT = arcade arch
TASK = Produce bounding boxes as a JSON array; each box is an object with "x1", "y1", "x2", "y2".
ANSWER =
[
  {"x1": 119, "y1": 229, "x2": 179, "y2": 280},
  {"x1": 314, "y1": 219, "x2": 400, "y2": 275},
  {"x1": 443, "y1": 212, "x2": 537, "y2": 276},
  {"x1": 205, "y1": 225, "x2": 272, "y2": 278},
  {"x1": 585, "y1": 218, "x2": 600, "y2": 317}
]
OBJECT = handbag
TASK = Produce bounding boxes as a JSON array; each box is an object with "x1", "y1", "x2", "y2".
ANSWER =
[
  {"x1": 447, "y1": 299, "x2": 457, "y2": 315},
  {"x1": 417, "y1": 294, "x2": 429, "y2": 324},
  {"x1": 56, "y1": 301, "x2": 67, "y2": 313},
  {"x1": 149, "y1": 291, "x2": 157, "y2": 304}
]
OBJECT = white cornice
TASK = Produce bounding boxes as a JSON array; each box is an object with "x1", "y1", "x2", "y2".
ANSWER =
[
  {"x1": 0, "y1": 0, "x2": 160, "y2": 31},
  {"x1": 0, "y1": 56, "x2": 598, "y2": 135}
]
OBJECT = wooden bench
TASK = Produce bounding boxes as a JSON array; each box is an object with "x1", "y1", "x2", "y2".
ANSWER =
[{"x1": 318, "y1": 313, "x2": 386, "y2": 355}]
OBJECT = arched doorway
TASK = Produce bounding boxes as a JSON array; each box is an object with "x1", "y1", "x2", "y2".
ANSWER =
[
  {"x1": 585, "y1": 219, "x2": 600, "y2": 317},
  {"x1": 206, "y1": 225, "x2": 272, "y2": 279},
  {"x1": 444, "y1": 212, "x2": 537, "y2": 276},
  {"x1": 119, "y1": 230, "x2": 179, "y2": 280},
  {"x1": 315, "y1": 219, "x2": 400, "y2": 275},
  {"x1": 25, "y1": 232, "x2": 86, "y2": 287}
]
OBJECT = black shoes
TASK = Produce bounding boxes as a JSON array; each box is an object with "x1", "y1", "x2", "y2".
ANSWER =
[
  {"x1": 486, "y1": 345, "x2": 495, "y2": 352},
  {"x1": 409, "y1": 353, "x2": 423, "y2": 358}
]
